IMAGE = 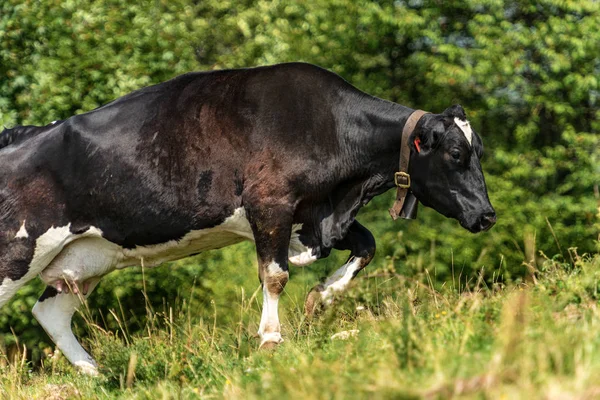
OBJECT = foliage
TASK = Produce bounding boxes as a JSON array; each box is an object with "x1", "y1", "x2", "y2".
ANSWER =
[{"x1": 0, "y1": 0, "x2": 598, "y2": 372}]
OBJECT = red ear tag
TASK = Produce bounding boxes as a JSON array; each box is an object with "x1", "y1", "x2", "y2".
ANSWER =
[{"x1": 414, "y1": 138, "x2": 421, "y2": 153}]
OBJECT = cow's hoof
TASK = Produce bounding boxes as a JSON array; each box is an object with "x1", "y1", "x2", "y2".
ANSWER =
[
  {"x1": 259, "y1": 332, "x2": 283, "y2": 350},
  {"x1": 74, "y1": 361, "x2": 100, "y2": 377},
  {"x1": 304, "y1": 284, "x2": 325, "y2": 317},
  {"x1": 259, "y1": 341, "x2": 280, "y2": 350}
]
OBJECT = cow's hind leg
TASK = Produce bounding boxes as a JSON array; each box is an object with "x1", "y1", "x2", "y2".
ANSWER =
[
  {"x1": 246, "y1": 202, "x2": 294, "y2": 349},
  {"x1": 305, "y1": 220, "x2": 375, "y2": 315},
  {"x1": 32, "y1": 278, "x2": 101, "y2": 375}
]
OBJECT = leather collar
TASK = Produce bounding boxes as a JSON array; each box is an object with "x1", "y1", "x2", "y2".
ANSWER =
[{"x1": 389, "y1": 110, "x2": 428, "y2": 220}]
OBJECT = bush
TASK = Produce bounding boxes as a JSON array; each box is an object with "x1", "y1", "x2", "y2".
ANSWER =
[{"x1": 1, "y1": 0, "x2": 598, "y2": 360}]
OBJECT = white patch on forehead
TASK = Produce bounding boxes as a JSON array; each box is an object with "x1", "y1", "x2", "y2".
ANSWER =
[
  {"x1": 454, "y1": 117, "x2": 473, "y2": 146},
  {"x1": 15, "y1": 220, "x2": 29, "y2": 239}
]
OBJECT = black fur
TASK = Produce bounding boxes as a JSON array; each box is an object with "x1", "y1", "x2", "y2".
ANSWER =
[{"x1": 0, "y1": 62, "x2": 495, "y2": 295}]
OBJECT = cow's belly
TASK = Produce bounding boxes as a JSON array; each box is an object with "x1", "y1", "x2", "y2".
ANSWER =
[
  {"x1": 118, "y1": 207, "x2": 254, "y2": 268},
  {"x1": 39, "y1": 207, "x2": 316, "y2": 287},
  {"x1": 119, "y1": 207, "x2": 316, "y2": 268}
]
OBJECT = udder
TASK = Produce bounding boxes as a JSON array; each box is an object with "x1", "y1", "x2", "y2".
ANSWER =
[{"x1": 40, "y1": 237, "x2": 122, "y2": 294}]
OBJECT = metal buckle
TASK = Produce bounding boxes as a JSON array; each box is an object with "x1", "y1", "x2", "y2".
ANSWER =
[{"x1": 394, "y1": 172, "x2": 410, "y2": 188}]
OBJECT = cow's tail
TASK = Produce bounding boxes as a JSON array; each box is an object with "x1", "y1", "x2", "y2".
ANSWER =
[
  {"x1": 0, "y1": 273, "x2": 22, "y2": 309},
  {"x1": 0, "y1": 263, "x2": 38, "y2": 309}
]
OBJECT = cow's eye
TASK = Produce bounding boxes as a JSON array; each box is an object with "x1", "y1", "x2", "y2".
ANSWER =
[{"x1": 451, "y1": 150, "x2": 461, "y2": 160}]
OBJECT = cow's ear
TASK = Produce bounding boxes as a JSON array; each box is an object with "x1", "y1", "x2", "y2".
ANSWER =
[
  {"x1": 442, "y1": 104, "x2": 467, "y2": 120},
  {"x1": 413, "y1": 115, "x2": 446, "y2": 154}
]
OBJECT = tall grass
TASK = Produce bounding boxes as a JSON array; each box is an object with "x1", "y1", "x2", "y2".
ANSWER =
[{"x1": 1, "y1": 249, "x2": 599, "y2": 399}]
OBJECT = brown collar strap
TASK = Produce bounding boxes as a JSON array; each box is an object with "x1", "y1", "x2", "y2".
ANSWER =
[{"x1": 389, "y1": 109, "x2": 429, "y2": 220}]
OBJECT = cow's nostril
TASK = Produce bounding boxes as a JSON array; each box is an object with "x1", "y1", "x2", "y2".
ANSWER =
[{"x1": 479, "y1": 213, "x2": 496, "y2": 231}]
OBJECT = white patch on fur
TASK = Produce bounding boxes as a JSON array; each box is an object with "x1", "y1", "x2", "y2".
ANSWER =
[
  {"x1": 288, "y1": 249, "x2": 316, "y2": 266},
  {"x1": 29, "y1": 207, "x2": 307, "y2": 296},
  {"x1": 120, "y1": 208, "x2": 309, "y2": 268},
  {"x1": 34, "y1": 224, "x2": 105, "y2": 267},
  {"x1": 1, "y1": 224, "x2": 105, "y2": 370},
  {"x1": 119, "y1": 207, "x2": 253, "y2": 267},
  {"x1": 321, "y1": 257, "x2": 364, "y2": 304},
  {"x1": 258, "y1": 261, "x2": 288, "y2": 346},
  {"x1": 267, "y1": 261, "x2": 285, "y2": 275},
  {"x1": 454, "y1": 117, "x2": 472, "y2": 146},
  {"x1": 288, "y1": 224, "x2": 316, "y2": 266},
  {"x1": 14, "y1": 220, "x2": 28, "y2": 239}
]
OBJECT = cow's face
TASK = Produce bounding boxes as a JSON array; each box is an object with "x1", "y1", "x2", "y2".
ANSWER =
[{"x1": 408, "y1": 105, "x2": 496, "y2": 233}]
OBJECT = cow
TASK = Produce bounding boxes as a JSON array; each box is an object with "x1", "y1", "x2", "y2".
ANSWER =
[{"x1": 0, "y1": 62, "x2": 495, "y2": 375}]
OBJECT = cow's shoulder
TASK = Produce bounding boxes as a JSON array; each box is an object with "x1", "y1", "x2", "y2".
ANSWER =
[{"x1": 252, "y1": 62, "x2": 358, "y2": 93}]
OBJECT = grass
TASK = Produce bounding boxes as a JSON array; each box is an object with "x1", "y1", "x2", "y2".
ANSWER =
[{"x1": 1, "y1": 248, "x2": 600, "y2": 399}]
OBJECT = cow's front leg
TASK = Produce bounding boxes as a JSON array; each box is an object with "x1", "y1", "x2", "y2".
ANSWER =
[
  {"x1": 305, "y1": 220, "x2": 375, "y2": 315},
  {"x1": 32, "y1": 278, "x2": 101, "y2": 375},
  {"x1": 246, "y1": 203, "x2": 293, "y2": 349},
  {"x1": 257, "y1": 258, "x2": 289, "y2": 348}
]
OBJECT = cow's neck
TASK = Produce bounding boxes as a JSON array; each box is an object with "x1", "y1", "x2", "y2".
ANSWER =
[
  {"x1": 308, "y1": 96, "x2": 415, "y2": 247},
  {"x1": 342, "y1": 94, "x2": 415, "y2": 191}
]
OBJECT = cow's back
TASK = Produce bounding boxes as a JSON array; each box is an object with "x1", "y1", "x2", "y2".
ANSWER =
[{"x1": 5, "y1": 63, "x2": 353, "y2": 249}]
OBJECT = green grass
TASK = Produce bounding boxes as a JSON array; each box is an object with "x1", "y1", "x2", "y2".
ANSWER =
[{"x1": 1, "y1": 249, "x2": 600, "y2": 399}]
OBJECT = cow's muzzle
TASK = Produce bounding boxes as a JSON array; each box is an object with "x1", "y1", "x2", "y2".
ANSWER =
[{"x1": 462, "y1": 211, "x2": 496, "y2": 233}]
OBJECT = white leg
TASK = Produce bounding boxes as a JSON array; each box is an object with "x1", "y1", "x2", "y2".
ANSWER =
[
  {"x1": 257, "y1": 261, "x2": 287, "y2": 348},
  {"x1": 258, "y1": 284, "x2": 284, "y2": 346},
  {"x1": 320, "y1": 257, "x2": 364, "y2": 305},
  {"x1": 32, "y1": 279, "x2": 100, "y2": 375}
]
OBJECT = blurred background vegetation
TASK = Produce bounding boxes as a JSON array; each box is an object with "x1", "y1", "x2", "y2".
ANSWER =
[{"x1": 0, "y1": 0, "x2": 598, "y2": 364}]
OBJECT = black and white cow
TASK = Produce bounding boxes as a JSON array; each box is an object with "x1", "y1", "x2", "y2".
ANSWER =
[{"x1": 0, "y1": 62, "x2": 495, "y2": 374}]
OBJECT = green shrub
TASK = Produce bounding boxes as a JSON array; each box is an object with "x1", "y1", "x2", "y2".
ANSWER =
[{"x1": 1, "y1": 0, "x2": 598, "y2": 361}]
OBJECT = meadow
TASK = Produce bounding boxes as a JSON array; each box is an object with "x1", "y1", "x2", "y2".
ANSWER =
[{"x1": 1, "y1": 234, "x2": 599, "y2": 399}]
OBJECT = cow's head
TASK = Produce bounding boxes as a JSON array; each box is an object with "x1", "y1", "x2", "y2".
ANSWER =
[{"x1": 408, "y1": 105, "x2": 496, "y2": 233}]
